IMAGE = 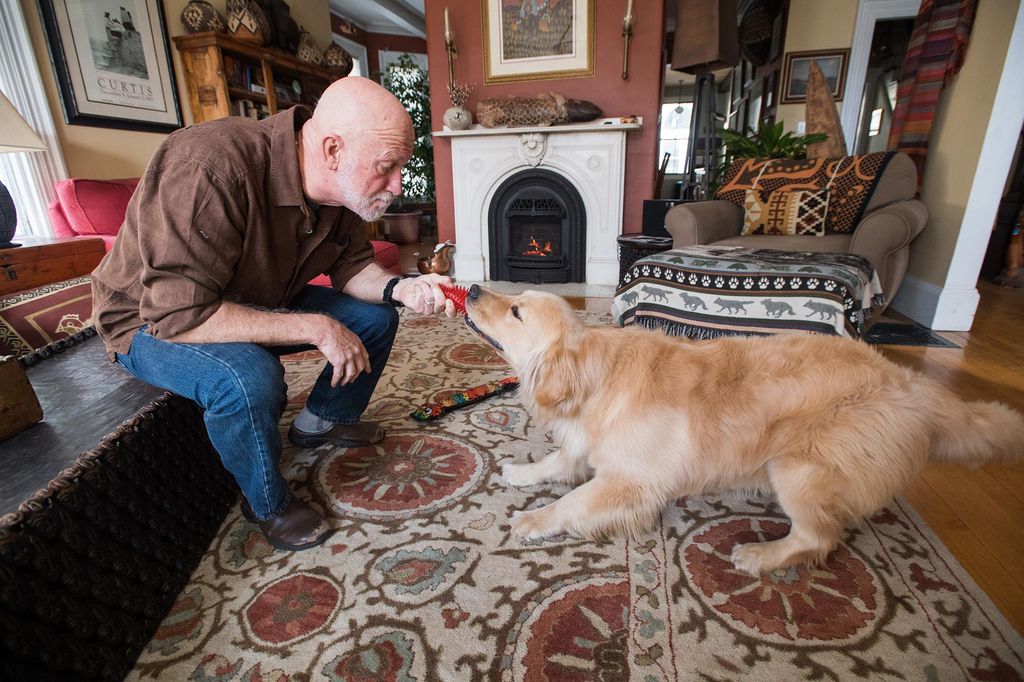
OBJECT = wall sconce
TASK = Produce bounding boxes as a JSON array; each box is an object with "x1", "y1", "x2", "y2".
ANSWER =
[
  {"x1": 621, "y1": 0, "x2": 634, "y2": 80},
  {"x1": 444, "y1": 7, "x2": 458, "y2": 92}
]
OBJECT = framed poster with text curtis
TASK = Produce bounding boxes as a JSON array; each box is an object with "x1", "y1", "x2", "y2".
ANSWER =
[{"x1": 38, "y1": 0, "x2": 182, "y2": 132}]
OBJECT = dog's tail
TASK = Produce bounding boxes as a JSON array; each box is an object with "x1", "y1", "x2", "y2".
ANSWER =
[{"x1": 924, "y1": 381, "x2": 1024, "y2": 463}]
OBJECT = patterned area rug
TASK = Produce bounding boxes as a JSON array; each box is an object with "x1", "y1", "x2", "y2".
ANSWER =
[{"x1": 129, "y1": 311, "x2": 1023, "y2": 681}]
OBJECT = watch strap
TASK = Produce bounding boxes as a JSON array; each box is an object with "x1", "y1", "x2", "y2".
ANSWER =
[{"x1": 383, "y1": 276, "x2": 403, "y2": 307}]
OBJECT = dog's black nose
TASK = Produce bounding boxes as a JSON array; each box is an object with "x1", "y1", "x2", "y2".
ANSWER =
[{"x1": 468, "y1": 284, "x2": 481, "y2": 300}]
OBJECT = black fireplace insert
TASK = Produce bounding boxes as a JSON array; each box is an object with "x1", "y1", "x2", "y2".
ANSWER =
[{"x1": 488, "y1": 169, "x2": 585, "y2": 283}]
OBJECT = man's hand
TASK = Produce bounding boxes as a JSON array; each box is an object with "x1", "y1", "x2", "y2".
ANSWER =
[
  {"x1": 312, "y1": 315, "x2": 371, "y2": 387},
  {"x1": 393, "y1": 273, "x2": 457, "y2": 317}
]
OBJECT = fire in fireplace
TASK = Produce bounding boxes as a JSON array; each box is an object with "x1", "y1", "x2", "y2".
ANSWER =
[{"x1": 488, "y1": 169, "x2": 585, "y2": 283}]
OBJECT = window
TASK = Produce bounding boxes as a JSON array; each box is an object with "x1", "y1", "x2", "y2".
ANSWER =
[{"x1": 658, "y1": 103, "x2": 693, "y2": 175}]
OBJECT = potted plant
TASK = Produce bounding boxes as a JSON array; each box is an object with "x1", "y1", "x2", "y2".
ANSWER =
[
  {"x1": 381, "y1": 53, "x2": 434, "y2": 244},
  {"x1": 719, "y1": 120, "x2": 828, "y2": 162},
  {"x1": 382, "y1": 197, "x2": 423, "y2": 245},
  {"x1": 711, "y1": 120, "x2": 828, "y2": 193}
]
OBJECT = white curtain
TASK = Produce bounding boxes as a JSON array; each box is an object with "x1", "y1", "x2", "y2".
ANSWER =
[{"x1": 0, "y1": 0, "x2": 68, "y2": 239}]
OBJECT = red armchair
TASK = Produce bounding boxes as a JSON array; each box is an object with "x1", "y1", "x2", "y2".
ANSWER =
[{"x1": 47, "y1": 178, "x2": 402, "y2": 282}]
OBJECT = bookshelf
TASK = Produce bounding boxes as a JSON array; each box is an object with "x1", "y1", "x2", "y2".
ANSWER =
[{"x1": 172, "y1": 31, "x2": 340, "y2": 123}]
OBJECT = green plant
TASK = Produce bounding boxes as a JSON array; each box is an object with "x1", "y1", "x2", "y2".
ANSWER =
[
  {"x1": 719, "y1": 120, "x2": 827, "y2": 162},
  {"x1": 381, "y1": 53, "x2": 435, "y2": 205},
  {"x1": 712, "y1": 120, "x2": 828, "y2": 194}
]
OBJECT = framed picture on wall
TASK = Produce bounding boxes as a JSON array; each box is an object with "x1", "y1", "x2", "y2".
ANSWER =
[
  {"x1": 482, "y1": 0, "x2": 594, "y2": 84},
  {"x1": 38, "y1": 0, "x2": 182, "y2": 132},
  {"x1": 781, "y1": 49, "x2": 850, "y2": 104}
]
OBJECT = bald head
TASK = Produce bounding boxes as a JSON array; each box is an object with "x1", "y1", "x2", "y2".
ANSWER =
[
  {"x1": 311, "y1": 76, "x2": 413, "y2": 143},
  {"x1": 299, "y1": 77, "x2": 414, "y2": 219}
]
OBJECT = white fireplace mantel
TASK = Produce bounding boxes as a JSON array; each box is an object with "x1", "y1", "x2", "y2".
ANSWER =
[{"x1": 434, "y1": 117, "x2": 643, "y2": 285}]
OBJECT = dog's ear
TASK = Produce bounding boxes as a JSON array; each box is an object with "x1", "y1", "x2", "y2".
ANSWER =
[{"x1": 532, "y1": 344, "x2": 586, "y2": 415}]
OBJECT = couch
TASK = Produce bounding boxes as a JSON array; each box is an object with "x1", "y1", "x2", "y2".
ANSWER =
[
  {"x1": 47, "y1": 177, "x2": 403, "y2": 282},
  {"x1": 663, "y1": 152, "x2": 927, "y2": 309}
]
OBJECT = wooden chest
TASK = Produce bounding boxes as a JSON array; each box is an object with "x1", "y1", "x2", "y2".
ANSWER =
[{"x1": 0, "y1": 237, "x2": 105, "y2": 296}]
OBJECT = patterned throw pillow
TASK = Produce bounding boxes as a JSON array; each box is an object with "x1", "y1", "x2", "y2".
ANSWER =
[
  {"x1": 718, "y1": 152, "x2": 896, "y2": 233},
  {"x1": 741, "y1": 189, "x2": 829, "y2": 236},
  {"x1": 0, "y1": 276, "x2": 93, "y2": 356}
]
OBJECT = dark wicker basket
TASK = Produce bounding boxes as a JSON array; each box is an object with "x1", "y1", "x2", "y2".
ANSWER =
[
  {"x1": 0, "y1": 333, "x2": 235, "y2": 680},
  {"x1": 617, "y1": 235, "x2": 674, "y2": 285}
]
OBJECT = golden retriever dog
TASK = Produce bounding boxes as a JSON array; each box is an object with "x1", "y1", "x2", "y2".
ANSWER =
[{"x1": 463, "y1": 285, "x2": 1024, "y2": 575}]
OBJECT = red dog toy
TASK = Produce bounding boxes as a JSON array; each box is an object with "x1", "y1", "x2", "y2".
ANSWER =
[{"x1": 440, "y1": 283, "x2": 469, "y2": 314}]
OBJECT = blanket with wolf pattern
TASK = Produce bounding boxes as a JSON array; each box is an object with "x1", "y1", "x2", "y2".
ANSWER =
[{"x1": 611, "y1": 246, "x2": 885, "y2": 339}]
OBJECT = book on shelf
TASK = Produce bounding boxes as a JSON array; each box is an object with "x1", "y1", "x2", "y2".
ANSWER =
[{"x1": 234, "y1": 99, "x2": 254, "y2": 118}]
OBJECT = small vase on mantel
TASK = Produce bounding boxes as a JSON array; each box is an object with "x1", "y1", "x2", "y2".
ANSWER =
[
  {"x1": 443, "y1": 106, "x2": 472, "y2": 131},
  {"x1": 444, "y1": 81, "x2": 475, "y2": 131}
]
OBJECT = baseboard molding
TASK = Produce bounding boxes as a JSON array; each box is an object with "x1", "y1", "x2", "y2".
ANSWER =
[{"x1": 890, "y1": 275, "x2": 980, "y2": 331}]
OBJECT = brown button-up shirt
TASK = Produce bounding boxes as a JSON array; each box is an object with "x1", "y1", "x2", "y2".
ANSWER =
[{"x1": 91, "y1": 106, "x2": 374, "y2": 359}]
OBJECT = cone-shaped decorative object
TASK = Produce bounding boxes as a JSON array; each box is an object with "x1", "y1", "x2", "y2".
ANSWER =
[{"x1": 805, "y1": 60, "x2": 848, "y2": 159}]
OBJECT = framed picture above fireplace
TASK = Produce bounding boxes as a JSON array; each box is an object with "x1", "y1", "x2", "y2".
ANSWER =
[{"x1": 483, "y1": 0, "x2": 595, "y2": 84}]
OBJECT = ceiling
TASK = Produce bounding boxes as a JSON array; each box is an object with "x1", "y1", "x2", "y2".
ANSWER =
[{"x1": 328, "y1": 0, "x2": 426, "y2": 38}]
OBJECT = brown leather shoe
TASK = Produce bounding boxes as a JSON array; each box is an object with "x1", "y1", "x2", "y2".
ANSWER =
[
  {"x1": 288, "y1": 420, "x2": 385, "y2": 449},
  {"x1": 240, "y1": 497, "x2": 333, "y2": 551}
]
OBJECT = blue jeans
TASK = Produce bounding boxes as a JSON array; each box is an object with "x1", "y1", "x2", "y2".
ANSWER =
[{"x1": 115, "y1": 286, "x2": 399, "y2": 519}]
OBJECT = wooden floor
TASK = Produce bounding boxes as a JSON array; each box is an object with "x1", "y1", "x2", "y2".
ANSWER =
[
  {"x1": 887, "y1": 281, "x2": 1024, "y2": 635},
  {"x1": 399, "y1": 246, "x2": 1024, "y2": 633}
]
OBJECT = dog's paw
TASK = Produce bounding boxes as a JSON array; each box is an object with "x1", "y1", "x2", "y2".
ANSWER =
[
  {"x1": 730, "y1": 543, "x2": 773, "y2": 576},
  {"x1": 510, "y1": 508, "x2": 559, "y2": 541},
  {"x1": 502, "y1": 462, "x2": 544, "y2": 487}
]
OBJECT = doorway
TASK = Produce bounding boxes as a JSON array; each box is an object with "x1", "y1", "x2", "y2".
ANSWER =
[{"x1": 853, "y1": 18, "x2": 914, "y2": 155}]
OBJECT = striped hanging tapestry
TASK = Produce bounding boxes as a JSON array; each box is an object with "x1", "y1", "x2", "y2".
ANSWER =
[{"x1": 887, "y1": 0, "x2": 978, "y2": 190}]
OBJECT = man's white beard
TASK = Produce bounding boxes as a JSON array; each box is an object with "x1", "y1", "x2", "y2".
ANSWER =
[
  {"x1": 336, "y1": 162, "x2": 396, "y2": 222},
  {"x1": 353, "y1": 190, "x2": 395, "y2": 222}
]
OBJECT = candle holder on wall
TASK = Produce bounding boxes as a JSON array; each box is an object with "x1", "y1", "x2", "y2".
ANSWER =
[
  {"x1": 621, "y1": 11, "x2": 633, "y2": 79},
  {"x1": 442, "y1": 7, "x2": 471, "y2": 130},
  {"x1": 445, "y1": 37, "x2": 458, "y2": 92},
  {"x1": 443, "y1": 6, "x2": 458, "y2": 93}
]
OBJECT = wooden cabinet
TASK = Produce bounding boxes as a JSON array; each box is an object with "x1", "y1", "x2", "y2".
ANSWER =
[
  {"x1": 0, "y1": 237, "x2": 105, "y2": 296},
  {"x1": 172, "y1": 31, "x2": 339, "y2": 123}
]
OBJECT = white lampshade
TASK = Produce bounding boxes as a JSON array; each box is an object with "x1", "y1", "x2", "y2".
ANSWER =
[{"x1": 0, "y1": 90, "x2": 45, "y2": 154}]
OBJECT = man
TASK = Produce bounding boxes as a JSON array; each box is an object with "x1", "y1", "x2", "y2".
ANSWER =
[{"x1": 91, "y1": 77, "x2": 455, "y2": 551}]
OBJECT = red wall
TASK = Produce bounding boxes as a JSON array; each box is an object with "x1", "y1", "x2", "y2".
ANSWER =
[
  {"x1": 364, "y1": 33, "x2": 429, "y2": 77},
  {"x1": 329, "y1": 14, "x2": 428, "y2": 78},
  {"x1": 425, "y1": 0, "x2": 666, "y2": 244}
]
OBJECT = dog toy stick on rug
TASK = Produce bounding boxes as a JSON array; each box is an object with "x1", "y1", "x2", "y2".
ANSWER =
[
  {"x1": 411, "y1": 376, "x2": 519, "y2": 421},
  {"x1": 410, "y1": 284, "x2": 519, "y2": 422}
]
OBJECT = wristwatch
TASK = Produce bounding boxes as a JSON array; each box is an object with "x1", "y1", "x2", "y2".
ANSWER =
[{"x1": 383, "y1": 276, "x2": 404, "y2": 307}]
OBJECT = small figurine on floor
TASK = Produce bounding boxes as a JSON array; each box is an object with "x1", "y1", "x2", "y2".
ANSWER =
[{"x1": 410, "y1": 283, "x2": 519, "y2": 421}]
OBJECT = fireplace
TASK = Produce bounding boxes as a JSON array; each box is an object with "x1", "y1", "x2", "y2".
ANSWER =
[
  {"x1": 433, "y1": 117, "x2": 642, "y2": 285},
  {"x1": 488, "y1": 169, "x2": 585, "y2": 283}
]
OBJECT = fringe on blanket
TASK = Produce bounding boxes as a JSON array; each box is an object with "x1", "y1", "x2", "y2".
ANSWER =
[{"x1": 626, "y1": 316, "x2": 769, "y2": 340}]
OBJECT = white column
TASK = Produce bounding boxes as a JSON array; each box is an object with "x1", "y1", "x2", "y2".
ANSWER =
[{"x1": 0, "y1": 0, "x2": 68, "y2": 239}]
